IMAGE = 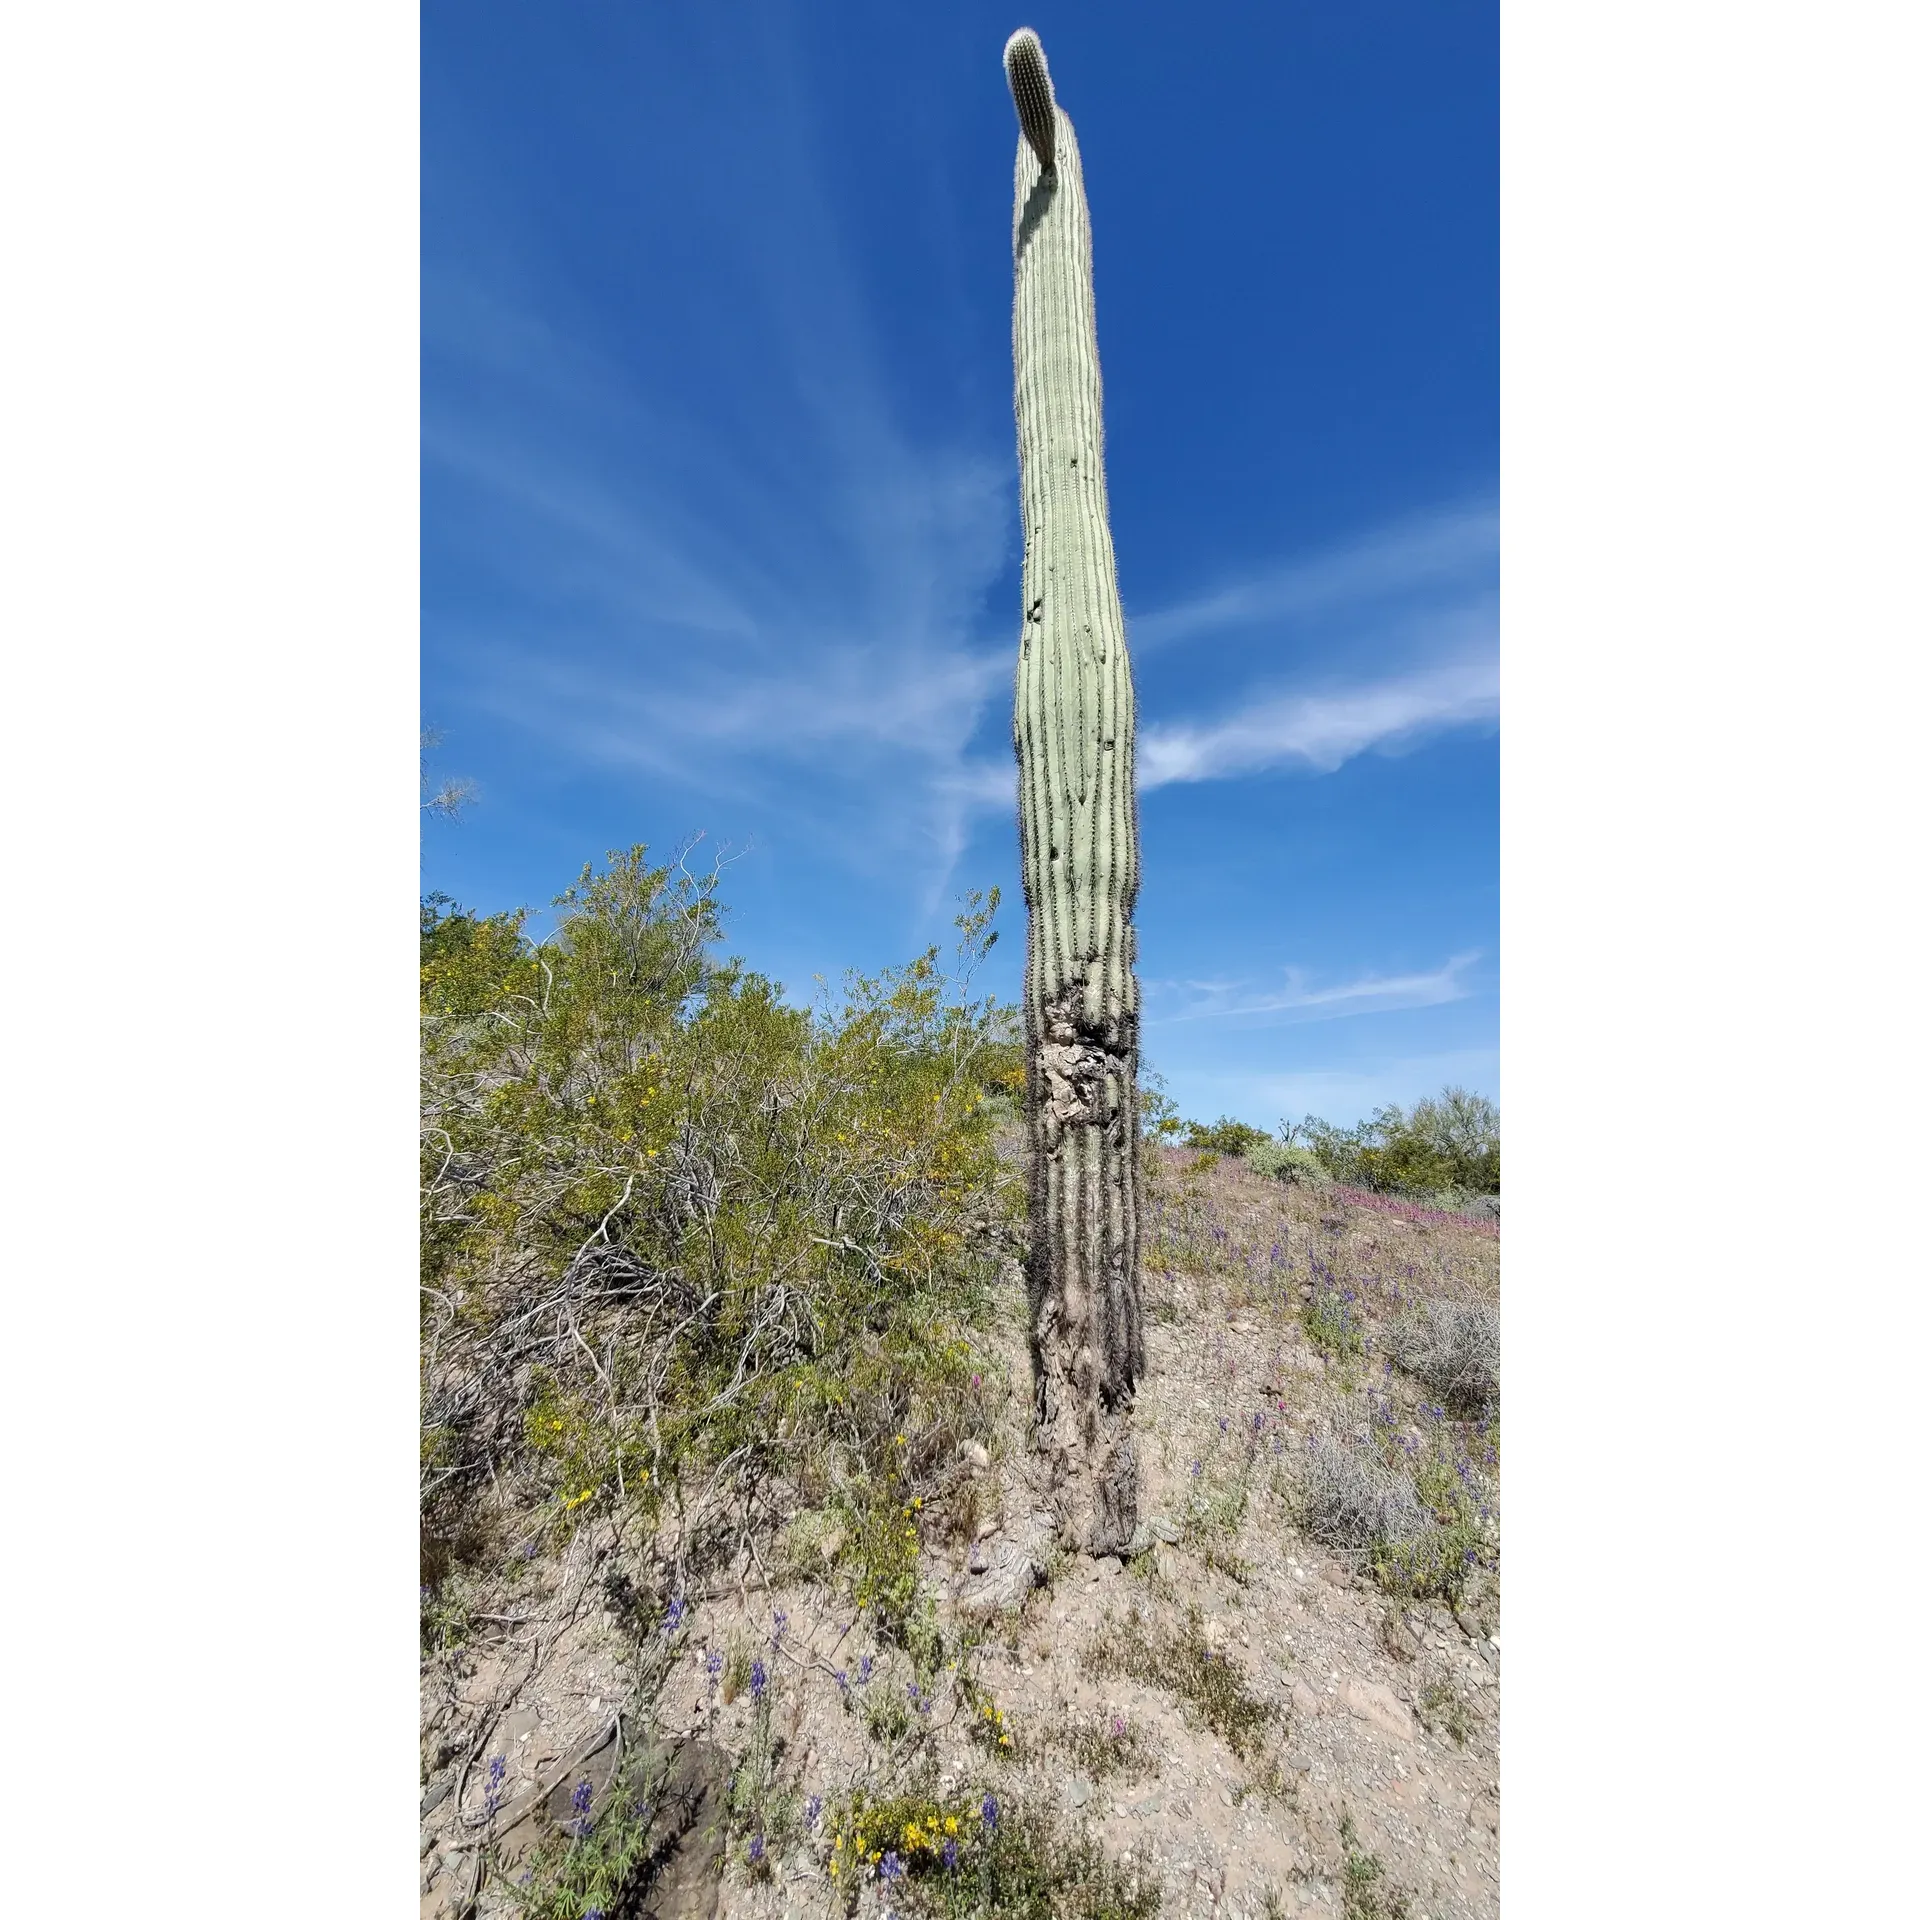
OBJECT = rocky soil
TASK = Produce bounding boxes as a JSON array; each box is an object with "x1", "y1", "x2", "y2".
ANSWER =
[{"x1": 420, "y1": 1150, "x2": 1499, "y2": 1920}]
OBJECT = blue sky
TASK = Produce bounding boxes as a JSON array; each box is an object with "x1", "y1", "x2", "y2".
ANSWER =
[{"x1": 422, "y1": 0, "x2": 1497, "y2": 1131}]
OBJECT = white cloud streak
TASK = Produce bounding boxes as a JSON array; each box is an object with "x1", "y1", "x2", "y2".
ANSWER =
[{"x1": 1137, "y1": 646, "x2": 1499, "y2": 789}]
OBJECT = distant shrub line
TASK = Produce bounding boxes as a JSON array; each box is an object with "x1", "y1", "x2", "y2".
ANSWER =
[{"x1": 1177, "y1": 1087, "x2": 1499, "y2": 1205}]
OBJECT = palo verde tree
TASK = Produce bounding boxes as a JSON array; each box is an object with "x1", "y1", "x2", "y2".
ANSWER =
[{"x1": 1004, "y1": 26, "x2": 1143, "y2": 1556}]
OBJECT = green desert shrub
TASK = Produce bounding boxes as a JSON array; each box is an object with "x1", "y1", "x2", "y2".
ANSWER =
[
  {"x1": 1298, "y1": 1087, "x2": 1499, "y2": 1198},
  {"x1": 420, "y1": 851, "x2": 1018, "y2": 1619},
  {"x1": 1244, "y1": 1137, "x2": 1328, "y2": 1185},
  {"x1": 1178, "y1": 1116, "x2": 1270, "y2": 1159}
]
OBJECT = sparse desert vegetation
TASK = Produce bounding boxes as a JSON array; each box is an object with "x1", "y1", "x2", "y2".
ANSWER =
[{"x1": 419, "y1": 846, "x2": 1499, "y2": 1920}]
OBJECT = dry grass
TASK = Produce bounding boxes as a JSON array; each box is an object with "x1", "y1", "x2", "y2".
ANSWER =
[
  {"x1": 1386, "y1": 1297, "x2": 1500, "y2": 1413},
  {"x1": 1300, "y1": 1436, "x2": 1426, "y2": 1558}
]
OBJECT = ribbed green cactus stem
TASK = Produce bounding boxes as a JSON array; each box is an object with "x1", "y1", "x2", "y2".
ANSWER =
[{"x1": 1004, "y1": 26, "x2": 1143, "y2": 1558}]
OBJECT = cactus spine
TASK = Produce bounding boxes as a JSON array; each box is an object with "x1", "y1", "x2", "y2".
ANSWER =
[{"x1": 1004, "y1": 27, "x2": 1143, "y2": 1557}]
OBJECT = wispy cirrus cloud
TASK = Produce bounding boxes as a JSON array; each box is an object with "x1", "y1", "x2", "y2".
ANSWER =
[
  {"x1": 1129, "y1": 494, "x2": 1498, "y2": 789},
  {"x1": 425, "y1": 271, "x2": 1021, "y2": 914},
  {"x1": 1138, "y1": 643, "x2": 1499, "y2": 789},
  {"x1": 1149, "y1": 952, "x2": 1480, "y2": 1027},
  {"x1": 1130, "y1": 496, "x2": 1498, "y2": 653}
]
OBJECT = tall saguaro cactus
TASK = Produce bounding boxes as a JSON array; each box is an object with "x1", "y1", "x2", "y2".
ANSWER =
[{"x1": 1004, "y1": 27, "x2": 1143, "y2": 1558}]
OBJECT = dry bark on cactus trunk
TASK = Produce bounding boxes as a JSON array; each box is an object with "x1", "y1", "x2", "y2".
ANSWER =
[{"x1": 1005, "y1": 28, "x2": 1144, "y2": 1557}]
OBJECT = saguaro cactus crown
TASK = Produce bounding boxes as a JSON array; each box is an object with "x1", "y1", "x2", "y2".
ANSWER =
[{"x1": 1004, "y1": 26, "x2": 1143, "y2": 1557}]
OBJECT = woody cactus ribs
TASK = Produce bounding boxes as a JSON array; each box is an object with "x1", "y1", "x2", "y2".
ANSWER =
[{"x1": 1004, "y1": 26, "x2": 1143, "y2": 1557}]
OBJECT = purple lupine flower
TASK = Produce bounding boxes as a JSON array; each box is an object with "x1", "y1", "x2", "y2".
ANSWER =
[
  {"x1": 1252, "y1": 1412, "x2": 1264, "y2": 1433},
  {"x1": 662, "y1": 1593, "x2": 685, "y2": 1634},
  {"x1": 748, "y1": 1833, "x2": 765, "y2": 1865},
  {"x1": 483, "y1": 1754, "x2": 506, "y2": 1819},
  {"x1": 1218, "y1": 1416, "x2": 1229, "y2": 1433},
  {"x1": 569, "y1": 1778, "x2": 594, "y2": 1838},
  {"x1": 835, "y1": 1669, "x2": 849, "y2": 1692},
  {"x1": 805, "y1": 1794, "x2": 822, "y2": 1829},
  {"x1": 880, "y1": 1850, "x2": 904, "y2": 1883},
  {"x1": 750, "y1": 1657, "x2": 767, "y2": 1702},
  {"x1": 981, "y1": 1792, "x2": 999, "y2": 1833},
  {"x1": 942, "y1": 1837, "x2": 959, "y2": 1869},
  {"x1": 857, "y1": 1652, "x2": 874, "y2": 1686}
]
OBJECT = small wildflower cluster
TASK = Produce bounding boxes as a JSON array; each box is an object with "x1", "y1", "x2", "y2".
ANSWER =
[
  {"x1": 568, "y1": 1779, "x2": 594, "y2": 1840},
  {"x1": 495, "y1": 1745, "x2": 661, "y2": 1920},
  {"x1": 965, "y1": 1686, "x2": 1015, "y2": 1754},
  {"x1": 822, "y1": 1790, "x2": 984, "y2": 1888}
]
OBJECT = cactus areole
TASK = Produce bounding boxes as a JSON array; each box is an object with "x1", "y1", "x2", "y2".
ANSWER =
[{"x1": 1004, "y1": 27, "x2": 1143, "y2": 1557}]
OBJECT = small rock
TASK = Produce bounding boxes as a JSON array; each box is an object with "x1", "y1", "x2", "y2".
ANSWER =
[
  {"x1": 1290, "y1": 1679, "x2": 1319, "y2": 1719},
  {"x1": 962, "y1": 1440, "x2": 991, "y2": 1470},
  {"x1": 968, "y1": 1543, "x2": 990, "y2": 1574},
  {"x1": 498, "y1": 1706, "x2": 540, "y2": 1745},
  {"x1": 1340, "y1": 1678, "x2": 1416, "y2": 1743},
  {"x1": 1069, "y1": 1776, "x2": 1091, "y2": 1808}
]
